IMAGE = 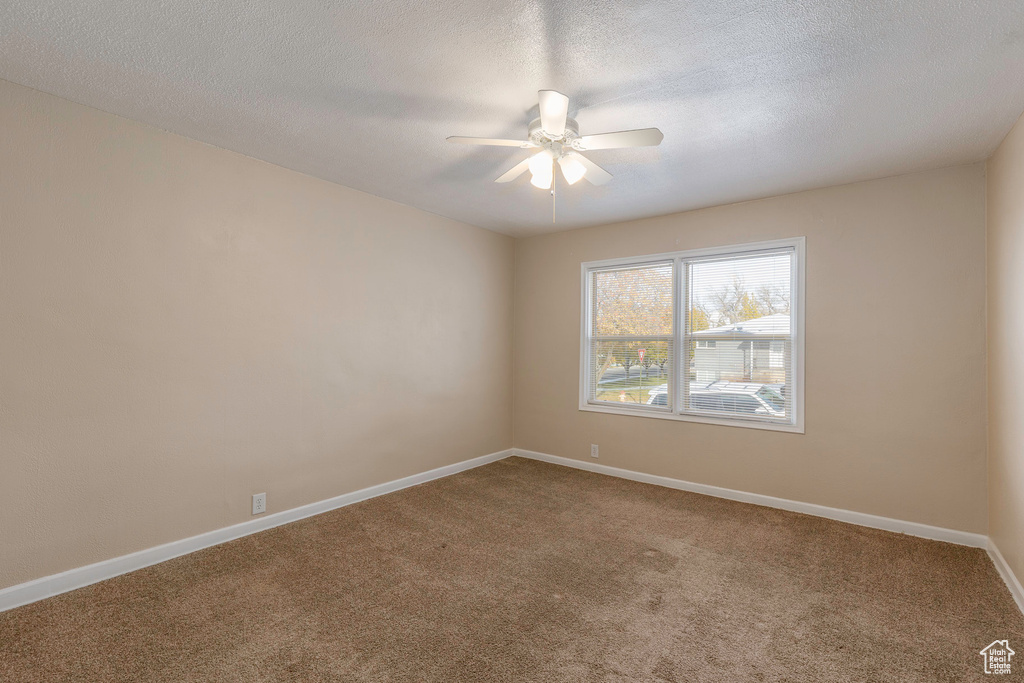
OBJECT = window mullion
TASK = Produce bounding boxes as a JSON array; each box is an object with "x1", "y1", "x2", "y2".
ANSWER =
[{"x1": 677, "y1": 257, "x2": 688, "y2": 414}]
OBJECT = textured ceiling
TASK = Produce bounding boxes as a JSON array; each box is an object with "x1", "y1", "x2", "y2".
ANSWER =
[{"x1": 2, "y1": 1, "x2": 1023, "y2": 237}]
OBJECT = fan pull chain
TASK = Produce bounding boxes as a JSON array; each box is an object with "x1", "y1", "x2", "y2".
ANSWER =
[{"x1": 551, "y1": 166, "x2": 557, "y2": 223}]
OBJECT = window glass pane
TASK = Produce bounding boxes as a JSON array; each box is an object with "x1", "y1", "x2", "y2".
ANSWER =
[
  {"x1": 590, "y1": 340, "x2": 672, "y2": 406},
  {"x1": 592, "y1": 263, "x2": 673, "y2": 336},
  {"x1": 688, "y1": 252, "x2": 792, "y2": 334},
  {"x1": 686, "y1": 250, "x2": 793, "y2": 421}
]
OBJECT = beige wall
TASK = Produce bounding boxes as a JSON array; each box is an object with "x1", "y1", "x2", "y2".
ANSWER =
[
  {"x1": 988, "y1": 113, "x2": 1024, "y2": 586},
  {"x1": 0, "y1": 72, "x2": 1003, "y2": 593},
  {"x1": 514, "y1": 164, "x2": 988, "y2": 533},
  {"x1": 0, "y1": 79, "x2": 514, "y2": 589}
]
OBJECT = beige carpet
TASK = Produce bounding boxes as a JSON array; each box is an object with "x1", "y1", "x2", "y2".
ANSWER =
[{"x1": 1, "y1": 457, "x2": 1021, "y2": 682}]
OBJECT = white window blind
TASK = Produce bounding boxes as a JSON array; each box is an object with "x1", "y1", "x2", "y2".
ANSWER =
[
  {"x1": 587, "y1": 262, "x2": 674, "y2": 408},
  {"x1": 581, "y1": 238, "x2": 804, "y2": 432},
  {"x1": 685, "y1": 250, "x2": 794, "y2": 423}
]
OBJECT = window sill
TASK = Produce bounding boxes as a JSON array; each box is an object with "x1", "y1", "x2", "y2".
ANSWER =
[{"x1": 578, "y1": 402, "x2": 805, "y2": 434}]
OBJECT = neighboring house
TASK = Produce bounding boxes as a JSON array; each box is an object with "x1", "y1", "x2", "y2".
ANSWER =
[{"x1": 691, "y1": 314, "x2": 789, "y2": 383}]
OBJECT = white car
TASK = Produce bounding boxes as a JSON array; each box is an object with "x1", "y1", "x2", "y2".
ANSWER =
[{"x1": 646, "y1": 382, "x2": 785, "y2": 418}]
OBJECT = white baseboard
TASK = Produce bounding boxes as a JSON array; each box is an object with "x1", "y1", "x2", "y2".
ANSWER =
[
  {"x1": 512, "y1": 449, "x2": 988, "y2": 548},
  {"x1": 988, "y1": 540, "x2": 1024, "y2": 616},
  {"x1": 0, "y1": 448, "x2": 514, "y2": 613},
  {"x1": 6, "y1": 447, "x2": 1017, "y2": 618}
]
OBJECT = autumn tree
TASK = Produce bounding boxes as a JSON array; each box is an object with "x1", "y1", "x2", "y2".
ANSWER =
[
  {"x1": 690, "y1": 303, "x2": 711, "y2": 332},
  {"x1": 640, "y1": 353, "x2": 656, "y2": 379},
  {"x1": 592, "y1": 266, "x2": 672, "y2": 380},
  {"x1": 590, "y1": 266, "x2": 789, "y2": 385},
  {"x1": 592, "y1": 267, "x2": 672, "y2": 336},
  {"x1": 621, "y1": 355, "x2": 639, "y2": 381}
]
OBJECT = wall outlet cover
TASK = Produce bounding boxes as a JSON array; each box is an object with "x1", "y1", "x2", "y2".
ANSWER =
[
  {"x1": 591, "y1": 444, "x2": 599, "y2": 458},
  {"x1": 252, "y1": 493, "x2": 266, "y2": 515}
]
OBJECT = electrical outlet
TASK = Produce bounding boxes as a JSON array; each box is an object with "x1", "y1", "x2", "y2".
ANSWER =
[
  {"x1": 591, "y1": 444, "x2": 599, "y2": 459},
  {"x1": 252, "y1": 492, "x2": 266, "y2": 515}
]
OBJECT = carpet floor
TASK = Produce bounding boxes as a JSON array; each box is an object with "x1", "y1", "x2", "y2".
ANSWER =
[{"x1": 1, "y1": 456, "x2": 1022, "y2": 681}]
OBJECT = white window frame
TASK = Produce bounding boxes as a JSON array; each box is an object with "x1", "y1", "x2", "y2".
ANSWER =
[{"x1": 579, "y1": 237, "x2": 805, "y2": 433}]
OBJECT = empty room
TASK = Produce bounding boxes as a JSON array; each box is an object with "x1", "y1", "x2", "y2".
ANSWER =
[{"x1": 2, "y1": 1, "x2": 1024, "y2": 680}]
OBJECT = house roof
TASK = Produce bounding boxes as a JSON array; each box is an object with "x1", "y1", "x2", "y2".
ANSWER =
[{"x1": 693, "y1": 314, "x2": 791, "y2": 336}]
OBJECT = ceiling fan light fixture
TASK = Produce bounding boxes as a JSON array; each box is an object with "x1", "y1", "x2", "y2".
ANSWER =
[
  {"x1": 557, "y1": 154, "x2": 586, "y2": 185},
  {"x1": 448, "y1": 89, "x2": 662, "y2": 191},
  {"x1": 529, "y1": 149, "x2": 554, "y2": 189},
  {"x1": 528, "y1": 149, "x2": 554, "y2": 176},
  {"x1": 530, "y1": 166, "x2": 553, "y2": 189}
]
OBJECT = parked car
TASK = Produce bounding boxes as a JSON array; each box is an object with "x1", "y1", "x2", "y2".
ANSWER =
[
  {"x1": 646, "y1": 382, "x2": 785, "y2": 418},
  {"x1": 647, "y1": 385, "x2": 670, "y2": 406}
]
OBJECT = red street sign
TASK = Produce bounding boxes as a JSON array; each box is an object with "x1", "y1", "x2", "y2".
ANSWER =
[{"x1": 638, "y1": 348, "x2": 646, "y2": 361}]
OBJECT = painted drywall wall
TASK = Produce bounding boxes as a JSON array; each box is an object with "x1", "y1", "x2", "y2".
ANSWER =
[
  {"x1": 987, "y1": 112, "x2": 1024, "y2": 588},
  {"x1": 513, "y1": 164, "x2": 988, "y2": 533},
  {"x1": 0, "y1": 79, "x2": 514, "y2": 589}
]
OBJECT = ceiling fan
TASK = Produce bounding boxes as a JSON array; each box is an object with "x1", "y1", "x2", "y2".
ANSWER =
[{"x1": 447, "y1": 90, "x2": 663, "y2": 190}]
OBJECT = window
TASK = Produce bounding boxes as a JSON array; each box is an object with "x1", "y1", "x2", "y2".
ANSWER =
[{"x1": 580, "y1": 237, "x2": 804, "y2": 432}]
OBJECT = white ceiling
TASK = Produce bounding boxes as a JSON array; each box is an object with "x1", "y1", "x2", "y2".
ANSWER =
[{"x1": 2, "y1": 1, "x2": 1023, "y2": 237}]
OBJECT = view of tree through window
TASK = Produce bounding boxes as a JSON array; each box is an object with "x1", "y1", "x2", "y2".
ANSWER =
[
  {"x1": 583, "y1": 242, "x2": 801, "y2": 429},
  {"x1": 686, "y1": 252, "x2": 793, "y2": 419},
  {"x1": 590, "y1": 263, "x2": 673, "y2": 405},
  {"x1": 689, "y1": 254, "x2": 791, "y2": 330}
]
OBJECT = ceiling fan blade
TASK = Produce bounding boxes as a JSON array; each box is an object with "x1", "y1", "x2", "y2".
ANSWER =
[
  {"x1": 575, "y1": 154, "x2": 613, "y2": 185},
  {"x1": 538, "y1": 90, "x2": 569, "y2": 138},
  {"x1": 576, "y1": 128, "x2": 664, "y2": 150},
  {"x1": 447, "y1": 136, "x2": 536, "y2": 148},
  {"x1": 494, "y1": 157, "x2": 533, "y2": 183}
]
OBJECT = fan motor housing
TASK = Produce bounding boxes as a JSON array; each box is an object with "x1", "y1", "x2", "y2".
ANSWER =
[{"x1": 528, "y1": 117, "x2": 580, "y2": 147}]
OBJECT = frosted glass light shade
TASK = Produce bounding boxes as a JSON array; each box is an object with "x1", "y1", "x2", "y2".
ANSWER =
[
  {"x1": 558, "y1": 155, "x2": 586, "y2": 185},
  {"x1": 529, "y1": 150, "x2": 554, "y2": 189}
]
